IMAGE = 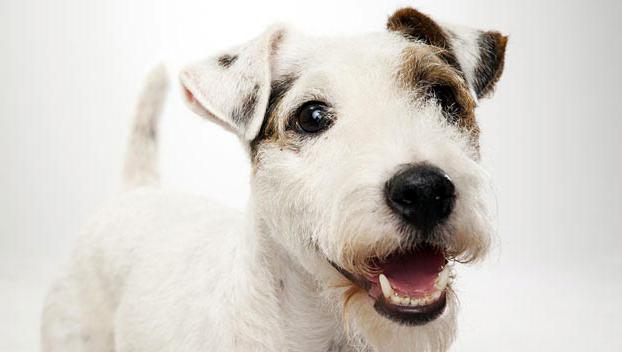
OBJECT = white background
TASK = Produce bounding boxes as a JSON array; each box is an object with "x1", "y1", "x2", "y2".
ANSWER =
[{"x1": 2, "y1": 0, "x2": 621, "y2": 350}]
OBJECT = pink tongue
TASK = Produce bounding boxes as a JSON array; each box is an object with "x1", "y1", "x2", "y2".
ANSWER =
[{"x1": 381, "y1": 247, "x2": 445, "y2": 297}]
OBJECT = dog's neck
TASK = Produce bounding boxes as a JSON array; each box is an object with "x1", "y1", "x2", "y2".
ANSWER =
[
  {"x1": 268, "y1": 243, "x2": 348, "y2": 351},
  {"x1": 242, "y1": 208, "x2": 352, "y2": 351}
]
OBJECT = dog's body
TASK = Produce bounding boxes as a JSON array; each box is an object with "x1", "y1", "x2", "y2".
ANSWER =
[
  {"x1": 44, "y1": 190, "x2": 321, "y2": 351},
  {"x1": 42, "y1": 8, "x2": 507, "y2": 352}
]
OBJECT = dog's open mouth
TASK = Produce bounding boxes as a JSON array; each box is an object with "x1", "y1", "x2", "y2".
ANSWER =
[{"x1": 332, "y1": 244, "x2": 454, "y2": 326}]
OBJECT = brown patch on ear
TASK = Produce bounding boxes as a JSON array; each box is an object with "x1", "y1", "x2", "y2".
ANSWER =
[
  {"x1": 473, "y1": 31, "x2": 508, "y2": 98},
  {"x1": 387, "y1": 8, "x2": 462, "y2": 72},
  {"x1": 399, "y1": 47, "x2": 479, "y2": 147},
  {"x1": 217, "y1": 54, "x2": 238, "y2": 68}
]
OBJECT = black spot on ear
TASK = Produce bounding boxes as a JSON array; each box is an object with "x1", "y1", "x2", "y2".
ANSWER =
[
  {"x1": 473, "y1": 31, "x2": 508, "y2": 98},
  {"x1": 232, "y1": 84, "x2": 259, "y2": 127},
  {"x1": 217, "y1": 54, "x2": 238, "y2": 68}
]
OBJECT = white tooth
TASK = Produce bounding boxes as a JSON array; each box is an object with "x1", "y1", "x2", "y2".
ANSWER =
[
  {"x1": 401, "y1": 296, "x2": 410, "y2": 305},
  {"x1": 378, "y1": 274, "x2": 394, "y2": 299},
  {"x1": 390, "y1": 294, "x2": 401, "y2": 304}
]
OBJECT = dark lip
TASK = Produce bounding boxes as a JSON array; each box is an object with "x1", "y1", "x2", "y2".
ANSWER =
[
  {"x1": 329, "y1": 260, "x2": 371, "y2": 290},
  {"x1": 373, "y1": 291, "x2": 447, "y2": 326}
]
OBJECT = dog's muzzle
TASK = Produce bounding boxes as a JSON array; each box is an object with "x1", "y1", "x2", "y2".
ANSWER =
[{"x1": 328, "y1": 163, "x2": 459, "y2": 326}]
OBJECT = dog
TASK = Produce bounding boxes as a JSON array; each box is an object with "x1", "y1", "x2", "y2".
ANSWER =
[{"x1": 42, "y1": 7, "x2": 507, "y2": 352}]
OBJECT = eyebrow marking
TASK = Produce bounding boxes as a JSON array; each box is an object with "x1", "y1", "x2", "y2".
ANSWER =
[{"x1": 250, "y1": 74, "x2": 298, "y2": 160}]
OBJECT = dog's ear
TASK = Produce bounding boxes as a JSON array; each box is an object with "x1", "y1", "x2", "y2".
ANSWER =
[
  {"x1": 180, "y1": 26, "x2": 286, "y2": 141},
  {"x1": 387, "y1": 8, "x2": 508, "y2": 99}
]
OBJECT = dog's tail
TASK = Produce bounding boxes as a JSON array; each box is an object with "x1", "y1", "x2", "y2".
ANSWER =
[{"x1": 122, "y1": 64, "x2": 169, "y2": 190}]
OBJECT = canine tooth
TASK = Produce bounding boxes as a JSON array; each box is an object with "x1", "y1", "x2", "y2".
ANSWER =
[
  {"x1": 378, "y1": 274, "x2": 394, "y2": 299},
  {"x1": 435, "y1": 267, "x2": 451, "y2": 290},
  {"x1": 431, "y1": 290, "x2": 442, "y2": 301}
]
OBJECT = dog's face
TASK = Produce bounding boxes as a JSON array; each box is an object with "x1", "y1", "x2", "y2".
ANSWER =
[{"x1": 181, "y1": 8, "x2": 506, "y2": 351}]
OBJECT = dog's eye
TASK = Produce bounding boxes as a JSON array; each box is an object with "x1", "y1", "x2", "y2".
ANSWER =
[
  {"x1": 429, "y1": 84, "x2": 461, "y2": 123},
  {"x1": 295, "y1": 101, "x2": 332, "y2": 134}
]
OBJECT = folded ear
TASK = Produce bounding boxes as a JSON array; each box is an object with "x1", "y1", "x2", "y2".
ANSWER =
[
  {"x1": 179, "y1": 25, "x2": 286, "y2": 141},
  {"x1": 388, "y1": 8, "x2": 507, "y2": 99}
]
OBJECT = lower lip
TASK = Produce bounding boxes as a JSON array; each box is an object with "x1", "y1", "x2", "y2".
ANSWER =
[{"x1": 373, "y1": 290, "x2": 448, "y2": 326}]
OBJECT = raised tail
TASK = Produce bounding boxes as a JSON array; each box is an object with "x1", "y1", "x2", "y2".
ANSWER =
[{"x1": 122, "y1": 64, "x2": 169, "y2": 190}]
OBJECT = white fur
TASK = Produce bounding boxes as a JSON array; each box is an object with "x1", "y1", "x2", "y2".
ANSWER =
[{"x1": 42, "y1": 23, "x2": 497, "y2": 352}]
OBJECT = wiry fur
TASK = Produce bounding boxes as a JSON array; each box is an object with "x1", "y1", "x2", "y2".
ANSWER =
[{"x1": 42, "y1": 8, "x2": 506, "y2": 352}]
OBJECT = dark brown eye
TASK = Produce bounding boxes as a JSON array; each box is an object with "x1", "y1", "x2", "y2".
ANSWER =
[
  {"x1": 295, "y1": 101, "x2": 332, "y2": 134},
  {"x1": 429, "y1": 84, "x2": 461, "y2": 123}
]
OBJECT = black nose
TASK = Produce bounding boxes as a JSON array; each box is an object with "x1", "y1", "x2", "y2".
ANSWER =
[{"x1": 385, "y1": 163, "x2": 456, "y2": 231}]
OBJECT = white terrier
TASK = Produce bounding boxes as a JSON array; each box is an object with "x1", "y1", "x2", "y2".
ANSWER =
[{"x1": 42, "y1": 7, "x2": 507, "y2": 352}]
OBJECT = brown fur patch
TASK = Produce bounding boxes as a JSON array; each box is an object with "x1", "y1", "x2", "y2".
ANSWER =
[
  {"x1": 399, "y1": 46, "x2": 479, "y2": 143},
  {"x1": 249, "y1": 74, "x2": 298, "y2": 161},
  {"x1": 473, "y1": 31, "x2": 508, "y2": 98},
  {"x1": 217, "y1": 54, "x2": 237, "y2": 68},
  {"x1": 387, "y1": 8, "x2": 462, "y2": 73}
]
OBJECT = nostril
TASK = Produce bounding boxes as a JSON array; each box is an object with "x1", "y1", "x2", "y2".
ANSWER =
[
  {"x1": 434, "y1": 174, "x2": 456, "y2": 199},
  {"x1": 395, "y1": 189, "x2": 418, "y2": 205}
]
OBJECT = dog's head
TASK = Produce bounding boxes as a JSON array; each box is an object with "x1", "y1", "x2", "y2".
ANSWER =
[{"x1": 181, "y1": 7, "x2": 506, "y2": 351}]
